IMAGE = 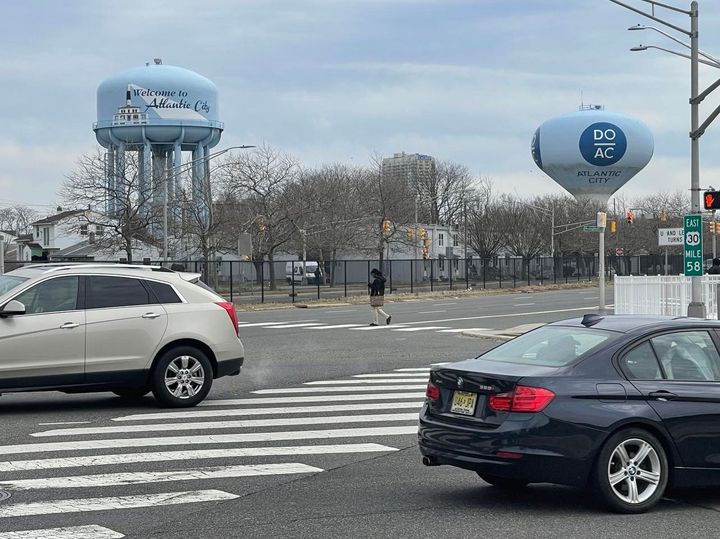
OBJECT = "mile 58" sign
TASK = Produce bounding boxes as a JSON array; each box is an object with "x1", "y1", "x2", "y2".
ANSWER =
[{"x1": 684, "y1": 214, "x2": 703, "y2": 276}]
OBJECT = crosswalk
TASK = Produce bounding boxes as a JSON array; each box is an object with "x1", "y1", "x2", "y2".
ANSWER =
[
  {"x1": 238, "y1": 319, "x2": 491, "y2": 334},
  {"x1": 0, "y1": 367, "x2": 434, "y2": 536}
]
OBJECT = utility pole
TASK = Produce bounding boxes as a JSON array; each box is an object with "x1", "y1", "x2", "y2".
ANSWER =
[{"x1": 0, "y1": 237, "x2": 4, "y2": 274}]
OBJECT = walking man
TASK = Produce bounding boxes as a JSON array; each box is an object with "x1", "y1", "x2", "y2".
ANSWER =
[{"x1": 368, "y1": 268, "x2": 391, "y2": 326}]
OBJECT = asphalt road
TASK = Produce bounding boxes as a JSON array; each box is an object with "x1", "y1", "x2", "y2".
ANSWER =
[{"x1": 2, "y1": 289, "x2": 720, "y2": 538}]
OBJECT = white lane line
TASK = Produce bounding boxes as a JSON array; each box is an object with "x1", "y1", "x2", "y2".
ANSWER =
[
  {"x1": 0, "y1": 426, "x2": 418, "y2": 455},
  {"x1": 0, "y1": 490, "x2": 238, "y2": 518},
  {"x1": 304, "y1": 324, "x2": 363, "y2": 330},
  {"x1": 37, "y1": 421, "x2": 91, "y2": 426},
  {"x1": 417, "y1": 310, "x2": 446, "y2": 314},
  {"x1": 513, "y1": 303, "x2": 535, "y2": 306},
  {"x1": 388, "y1": 305, "x2": 603, "y2": 326},
  {"x1": 0, "y1": 463, "x2": 323, "y2": 491},
  {"x1": 142, "y1": 392, "x2": 426, "y2": 411},
  {"x1": 304, "y1": 379, "x2": 426, "y2": 385},
  {"x1": 265, "y1": 323, "x2": 323, "y2": 329},
  {"x1": 0, "y1": 443, "x2": 398, "y2": 472},
  {"x1": 0, "y1": 525, "x2": 124, "y2": 538},
  {"x1": 350, "y1": 325, "x2": 410, "y2": 331},
  {"x1": 352, "y1": 374, "x2": 428, "y2": 378},
  {"x1": 325, "y1": 309, "x2": 358, "y2": 313},
  {"x1": 436, "y1": 328, "x2": 491, "y2": 333},
  {"x1": 252, "y1": 385, "x2": 426, "y2": 394},
  {"x1": 237, "y1": 321, "x2": 310, "y2": 327},
  {"x1": 393, "y1": 368, "x2": 431, "y2": 372},
  {"x1": 433, "y1": 303, "x2": 457, "y2": 306},
  {"x1": 392, "y1": 326, "x2": 450, "y2": 332},
  {"x1": 33, "y1": 413, "x2": 419, "y2": 437},
  {"x1": 113, "y1": 402, "x2": 422, "y2": 422}
]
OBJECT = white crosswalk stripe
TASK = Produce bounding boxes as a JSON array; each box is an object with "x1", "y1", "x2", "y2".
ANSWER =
[
  {"x1": 304, "y1": 324, "x2": 364, "y2": 330},
  {"x1": 0, "y1": 463, "x2": 323, "y2": 491},
  {"x1": 0, "y1": 525, "x2": 124, "y2": 538},
  {"x1": 0, "y1": 490, "x2": 238, "y2": 518},
  {"x1": 112, "y1": 401, "x2": 423, "y2": 422},
  {"x1": 265, "y1": 323, "x2": 324, "y2": 328},
  {"x1": 239, "y1": 319, "x2": 499, "y2": 334},
  {"x1": 32, "y1": 413, "x2": 420, "y2": 437},
  {"x1": 0, "y1": 366, "x2": 434, "y2": 534}
]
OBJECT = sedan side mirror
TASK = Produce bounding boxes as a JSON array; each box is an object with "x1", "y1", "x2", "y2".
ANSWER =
[{"x1": 0, "y1": 300, "x2": 26, "y2": 317}]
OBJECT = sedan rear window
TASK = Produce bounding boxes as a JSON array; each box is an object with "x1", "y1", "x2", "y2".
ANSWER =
[{"x1": 481, "y1": 326, "x2": 615, "y2": 367}]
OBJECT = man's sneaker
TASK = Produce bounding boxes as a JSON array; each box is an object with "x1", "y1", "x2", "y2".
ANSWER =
[
  {"x1": 386, "y1": 316, "x2": 392, "y2": 325},
  {"x1": 369, "y1": 323, "x2": 378, "y2": 326}
]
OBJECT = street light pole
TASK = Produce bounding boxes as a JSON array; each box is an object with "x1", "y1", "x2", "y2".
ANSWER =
[
  {"x1": 610, "y1": 0, "x2": 711, "y2": 317},
  {"x1": 688, "y1": 2, "x2": 705, "y2": 317},
  {"x1": 161, "y1": 145, "x2": 254, "y2": 262}
]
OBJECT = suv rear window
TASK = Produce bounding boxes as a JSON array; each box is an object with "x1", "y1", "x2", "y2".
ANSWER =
[
  {"x1": 481, "y1": 326, "x2": 615, "y2": 367},
  {"x1": 87, "y1": 276, "x2": 150, "y2": 309}
]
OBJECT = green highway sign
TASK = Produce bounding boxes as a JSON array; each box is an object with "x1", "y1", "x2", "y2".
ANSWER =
[
  {"x1": 684, "y1": 214, "x2": 703, "y2": 276},
  {"x1": 583, "y1": 225, "x2": 603, "y2": 233}
]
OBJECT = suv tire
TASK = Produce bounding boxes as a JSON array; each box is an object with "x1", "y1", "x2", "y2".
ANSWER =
[{"x1": 151, "y1": 346, "x2": 213, "y2": 408}]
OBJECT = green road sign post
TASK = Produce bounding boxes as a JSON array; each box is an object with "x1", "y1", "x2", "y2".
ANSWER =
[{"x1": 684, "y1": 214, "x2": 703, "y2": 276}]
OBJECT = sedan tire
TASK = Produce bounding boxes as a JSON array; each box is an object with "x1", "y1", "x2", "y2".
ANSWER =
[
  {"x1": 593, "y1": 428, "x2": 668, "y2": 514},
  {"x1": 151, "y1": 346, "x2": 213, "y2": 408}
]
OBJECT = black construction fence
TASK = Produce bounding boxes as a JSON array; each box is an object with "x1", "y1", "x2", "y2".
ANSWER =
[
  {"x1": 2, "y1": 253, "x2": 695, "y2": 305},
  {"x1": 24, "y1": 253, "x2": 689, "y2": 305}
]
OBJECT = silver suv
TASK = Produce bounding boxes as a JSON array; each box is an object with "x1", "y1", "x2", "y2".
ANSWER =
[{"x1": 0, "y1": 264, "x2": 244, "y2": 407}]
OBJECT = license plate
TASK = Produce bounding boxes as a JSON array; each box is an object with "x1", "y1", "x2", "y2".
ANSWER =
[{"x1": 450, "y1": 390, "x2": 477, "y2": 416}]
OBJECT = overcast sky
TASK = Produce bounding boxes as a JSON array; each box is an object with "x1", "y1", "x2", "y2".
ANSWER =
[{"x1": 3, "y1": 0, "x2": 720, "y2": 213}]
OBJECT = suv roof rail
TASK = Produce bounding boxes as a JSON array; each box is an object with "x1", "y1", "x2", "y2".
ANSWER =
[{"x1": 24, "y1": 263, "x2": 174, "y2": 273}]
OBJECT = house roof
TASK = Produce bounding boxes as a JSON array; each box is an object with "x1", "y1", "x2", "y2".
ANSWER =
[
  {"x1": 30, "y1": 210, "x2": 84, "y2": 226},
  {"x1": 15, "y1": 234, "x2": 34, "y2": 243}
]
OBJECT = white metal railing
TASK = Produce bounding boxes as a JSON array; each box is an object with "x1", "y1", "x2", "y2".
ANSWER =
[{"x1": 614, "y1": 275, "x2": 720, "y2": 319}]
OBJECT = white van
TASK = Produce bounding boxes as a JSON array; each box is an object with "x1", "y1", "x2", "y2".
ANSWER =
[{"x1": 285, "y1": 261, "x2": 323, "y2": 284}]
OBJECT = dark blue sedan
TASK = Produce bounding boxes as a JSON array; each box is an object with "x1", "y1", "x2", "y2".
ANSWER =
[{"x1": 418, "y1": 314, "x2": 720, "y2": 513}]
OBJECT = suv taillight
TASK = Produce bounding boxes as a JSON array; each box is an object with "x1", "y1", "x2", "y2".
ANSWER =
[
  {"x1": 215, "y1": 301, "x2": 239, "y2": 337},
  {"x1": 488, "y1": 386, "x2": 554, "y2": 413},
  {"x1": 426, "y1": 382, "x2": 440, "y2": 401}
]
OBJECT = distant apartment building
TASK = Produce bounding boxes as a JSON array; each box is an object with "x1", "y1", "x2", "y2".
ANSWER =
[{"x1": 381, "y1": 152, "x2": 436, "y2": 184}]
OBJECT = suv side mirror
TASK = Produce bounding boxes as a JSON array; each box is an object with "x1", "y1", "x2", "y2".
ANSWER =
[{"x1": 0, "y1": 300, "x2": 26, "y2": 318}]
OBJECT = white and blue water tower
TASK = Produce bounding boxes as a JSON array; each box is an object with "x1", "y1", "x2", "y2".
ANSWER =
[
  {"x1": 531, "y1": 107, "x2": 653, "y2": 204},
  {"x1": 93, "y1": 59, "x2": 222, "y2": 225}
]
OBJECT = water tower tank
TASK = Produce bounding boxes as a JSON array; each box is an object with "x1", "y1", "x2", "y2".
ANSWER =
[
  {"x1": 531, "y1": 108, "x2": 653, "y2": 203},
  {"x1": 92, "y1": 60, "x2": 223, "y2": 227}
]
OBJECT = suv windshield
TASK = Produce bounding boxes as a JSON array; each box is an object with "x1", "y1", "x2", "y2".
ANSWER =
[
  {"x1": 481, "y1": 326, "x2": 616, "y2": 367},
  {"x1": 0, "y1": 275, "x2": 28, "y2": 296}
]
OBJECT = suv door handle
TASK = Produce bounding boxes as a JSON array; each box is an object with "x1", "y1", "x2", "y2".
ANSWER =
[
  {"x1": 142, "y1": 313, "x2": 161, "y2": 319},
  {"x1": 649, "y1": 390, "x2": 678, "y2": 401},
  {"x1": 60, "y1": 322, "x2": 79, "y2": 329}
]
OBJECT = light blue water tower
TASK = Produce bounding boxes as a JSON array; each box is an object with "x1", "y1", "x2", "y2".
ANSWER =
[{"x1": 93, "y1": 59, "x2": 222, "y2": 224}]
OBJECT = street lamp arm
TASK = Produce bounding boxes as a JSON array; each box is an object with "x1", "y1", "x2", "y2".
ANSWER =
[
  {"x1": 608, "y1": 0, "x2": 691, "y2": 35},
  {"x1": 632, "y1": 45, "x2": 720, "y2": 69},
  {"x1": 629, "y1": 24, "x2": 720, "y2": 64}
]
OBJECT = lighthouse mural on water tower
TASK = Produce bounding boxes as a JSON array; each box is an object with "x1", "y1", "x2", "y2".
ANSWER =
[{"x1": 531, "y1": 107, "x2": 654, "y2": 312}]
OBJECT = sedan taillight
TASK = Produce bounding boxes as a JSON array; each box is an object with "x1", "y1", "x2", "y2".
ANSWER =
[
  {"x1": 215, "y1": 301, "x2": 239, "y2": 337},
  {"x1": 488, "y1": 385, "x2": 554, "y2": 413},
  {"x1": 426, "y1": 382, "x2": 440, "y2": 402}
]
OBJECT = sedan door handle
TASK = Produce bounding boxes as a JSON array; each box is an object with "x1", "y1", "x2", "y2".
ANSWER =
[
  {"x1": 649, "y1": 390, "x2": 677, "y2": 401},
  {"x1": 60, "y1": 322, "x2": 79, "y2": 329},
  {"x1": 142, "y1": 313, "x2": 161, "y2": 319}
]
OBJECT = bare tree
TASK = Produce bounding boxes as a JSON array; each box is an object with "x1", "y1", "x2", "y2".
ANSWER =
[
  {"x1": 465, "y1": 179, "x2": 505, "y2": 258},
  {"x1": 59, "y1": 149, "x2": 163, "y2": 263},
  {"x1": 0, "y1": 206, "x2": 40, "y2": 235},
  {"x1": 219, "y1": 144, "x2": 300, "y2": 289},
  {"x1": 414, "y1": 160, "x2": 475, "y2": 225}
]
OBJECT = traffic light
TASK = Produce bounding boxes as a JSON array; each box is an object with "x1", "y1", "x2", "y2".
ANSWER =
[
  {"x1": 382, "y1": 219, "x2": 391, "y2": 234},
  {"x1": 406, "y1": 228, "x2": 415, "y2": 242},
  {"x1": 418, "y1": 227, "x2": 426, "y2": 239},
  {"x1": 626, "y1": 210, "x2": 634, "y2": 224},
  {"x1": 660, "y1": 210, "x2": 668, "y2": 222},
  {"x1": 609, "y1": 220, "x2": 617, "y2": 233},
  {"x1": 421, "y1": 248, "x2": 428, "y2": 259},
  {"x1": 705, "y1": 191, "x2": 720, "y2": 210}
]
